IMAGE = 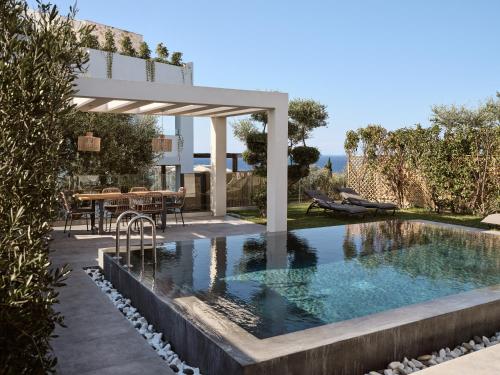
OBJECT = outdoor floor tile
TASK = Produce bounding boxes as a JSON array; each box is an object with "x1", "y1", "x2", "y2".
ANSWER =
[
  {"x1": 53, "y1": 331, "x2": 162, "y2": 374},
  {"x1": 78, "y1": 359, "x2": 174, "y2": 375}
]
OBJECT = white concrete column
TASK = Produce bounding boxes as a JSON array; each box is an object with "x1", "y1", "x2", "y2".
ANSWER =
[
  {"x1": 267, "y1": 104, "x2": 288, "y2": 232},
  {"x1": 175, "y1": 116, "x2": 194, "y2": 174},
  {"x1": 210, "y1": 116, "x2": 227, "y2": 216}
]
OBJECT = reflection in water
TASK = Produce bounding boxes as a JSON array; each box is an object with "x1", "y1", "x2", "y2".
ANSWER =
[{"x1": 128, "y1": 220, "x2": 500, "y2": 339}]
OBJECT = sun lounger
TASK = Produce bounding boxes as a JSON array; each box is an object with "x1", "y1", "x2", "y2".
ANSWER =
[
  {"x1": 304, "y1": 190, "x2": 368, "y2": 216},
  {"x1": 337, "y1": 187, "x2": 398, "y2": 214},
  {"x1": 481, "y1": 213, "x2": 500, "y2": 227}
]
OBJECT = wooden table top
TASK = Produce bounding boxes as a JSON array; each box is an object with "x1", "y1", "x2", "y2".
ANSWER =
[{"x1": 74, "y1": 190, "x2": 181, "y2": 201}]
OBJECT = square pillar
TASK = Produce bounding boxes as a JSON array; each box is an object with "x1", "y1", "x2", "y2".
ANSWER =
[
  {"x1": 210, "y1": 117, "x2": 227, "y2": 216},
  {"x1": 267, "y1": 105, "x2": 288, "y2": 232},
  {"x1": 175, "y1": 116, "x2": 194, "y2": 174}
]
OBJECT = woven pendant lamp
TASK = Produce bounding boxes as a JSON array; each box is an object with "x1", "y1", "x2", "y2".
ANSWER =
[
  {"x1": 152, "y1": 134, "x2": 172, "y2": 152},
  {"x1": 77, "y1": 132, "x2": 101, "y2": 152}
]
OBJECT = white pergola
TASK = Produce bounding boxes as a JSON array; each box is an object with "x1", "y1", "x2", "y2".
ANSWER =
[{"x1": 73, "y1": 77, "x2": 289, "y2": 232}]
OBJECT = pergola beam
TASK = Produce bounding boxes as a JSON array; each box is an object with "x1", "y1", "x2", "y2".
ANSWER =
[
  {"x1": 138, "y1": 103, "x2": 182, "y2": 115},
  {"x1": 77, "y1": 97, "x2": 113, "y2": 111},
  {"x1": 107, "y1": 100, "x2": 149, "y2": 113},
  {"x1": 76, "y1": 77, "x2": 283, "y2": 109},
  {"x1": 165, "y1": 105, "x2": 222, "y2": 116}
]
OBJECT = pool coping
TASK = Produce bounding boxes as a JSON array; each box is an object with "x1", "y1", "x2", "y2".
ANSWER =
[{"x1": 102, "y1": 220, "x2": 500, "y2": 374}]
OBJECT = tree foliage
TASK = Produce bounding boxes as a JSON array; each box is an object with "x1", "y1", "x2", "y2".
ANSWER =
[
  {"x1": 60, "y1": 113, "x2": 160, "y2": 187},
  {"x1": 102, "y1": 28, "x2": 117, "y2": 52},
  {"x1": 119, "y1": 34, "x2": 136, "y2": 57},
  {"x1": 171, "y1": 51, "x2": 183, "y2": 66},
  {"x1": 0, "y1": 1, "x2": 89, "y2": 371},
  {"x1": 80, "y1": 31, "x2": 99, "y2": 49},
  {"x1": 155, "y1": 42, "x2": 169, "y2": 63},
  {"x1": 324, "y1": 157, "x2": 333, "y2": 175},
  {"x1": 233, "y1": 99, "x2": 328, "y2": 215},
  {"x1": 138, "y1": 41, "x2": 151, "y2": 59},
  {"x1": 288, "y1": 99, "x2": 328, "y2": 146},
  {"x1": 345, "y1": 96, "x2": 500, "y2": 214}
]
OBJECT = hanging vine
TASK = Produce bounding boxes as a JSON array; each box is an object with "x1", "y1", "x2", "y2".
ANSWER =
[
  {"x1": 145, "y1": 59, "x2": 155, "y2": 82},
  {"x1": 105, "y1": 51, "x2": 113, "y2": 79},
  {"x1": 176, "y1": 128, "x2": 184, "y2": 163}
]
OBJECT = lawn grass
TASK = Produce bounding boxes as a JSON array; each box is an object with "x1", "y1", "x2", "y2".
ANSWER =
[{"x1": 229, "y1": 202, "x2": 490, "y2": 231}]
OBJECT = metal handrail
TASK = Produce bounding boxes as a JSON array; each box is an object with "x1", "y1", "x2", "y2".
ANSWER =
[
  {"x1": 125, "y1": 215, "x2": 157, "y2": 269},
  {"x1": 115, "y1": 210, "x2": 140, "y2": 259}
]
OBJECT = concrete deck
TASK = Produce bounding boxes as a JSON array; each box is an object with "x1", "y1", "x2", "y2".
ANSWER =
[
  {"x1": 49, "y1": 216, "x2": 264, "y2": 374},
  {"x1": 419, "y1": 344, "x2": 500, "y2": 374}
]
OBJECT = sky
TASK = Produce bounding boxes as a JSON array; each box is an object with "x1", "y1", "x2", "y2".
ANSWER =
[{"x1": 31, "y1": 0, "x2": 500, "y2": 154}]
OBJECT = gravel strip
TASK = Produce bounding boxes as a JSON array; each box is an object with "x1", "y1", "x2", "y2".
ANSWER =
[{"x1": 84, "y1": 267, "x2": 201, "y2": 375}]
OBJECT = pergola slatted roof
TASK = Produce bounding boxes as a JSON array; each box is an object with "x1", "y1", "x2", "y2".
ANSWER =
[{"x1": 73, "y1": 77, "x2": 281, "y2": 117}]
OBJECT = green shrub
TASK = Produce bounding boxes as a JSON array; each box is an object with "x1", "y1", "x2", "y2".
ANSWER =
[
  {"x1": 290, "y1": 146, "x2": 320, "y2": 166},
  {"x1": 0, "y1": 1, "x2": 89, "y2": 372},
  {"x1": 252, "y1": 186, "x2": 267, "y2": 217}
]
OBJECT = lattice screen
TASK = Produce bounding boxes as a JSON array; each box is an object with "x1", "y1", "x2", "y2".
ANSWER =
[{"x1": 346, "y1": 155, "x2": 433, "y2": 208}]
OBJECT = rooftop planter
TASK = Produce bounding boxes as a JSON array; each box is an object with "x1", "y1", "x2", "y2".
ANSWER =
[{"x1": 82, "y1": 48, "x2": 193, "y2": 85}]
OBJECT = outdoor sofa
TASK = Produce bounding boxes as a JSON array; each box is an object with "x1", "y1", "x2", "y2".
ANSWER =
[
  {"x1": 337, "y1": 187, "x2": 399, "y2": 214},
  {"x1": 304, "y1": 190, "x2": 368, "y2": 216}
]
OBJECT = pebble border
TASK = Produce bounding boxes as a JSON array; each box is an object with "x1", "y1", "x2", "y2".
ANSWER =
[
  {"x1": 366, "y1": 331, "x2": 500, "y2": 375},
  {"x1": 84, "y1": 267, "x2": 201, "y2": 375}
]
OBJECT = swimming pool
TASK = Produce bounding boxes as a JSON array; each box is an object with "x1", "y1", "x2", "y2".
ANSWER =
[{"x1": 125, "y1": 220, "x2": 500, "y2": 339}]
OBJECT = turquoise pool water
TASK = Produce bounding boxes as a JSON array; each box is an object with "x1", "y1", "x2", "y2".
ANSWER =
[{"x1": 130, "y1": 221, "x2": 500, "y2": 339}]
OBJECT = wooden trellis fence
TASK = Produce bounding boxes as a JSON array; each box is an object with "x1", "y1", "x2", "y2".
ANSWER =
[{"x1": 346, "y1": 155, "x2": 434, "y2": 208}]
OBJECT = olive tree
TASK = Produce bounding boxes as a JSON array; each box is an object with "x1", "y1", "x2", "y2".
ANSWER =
[
  {"x1": 344, "y1": 95, "x2": 500, "y2": 213},
  {"x1": 60, "y1": 112, "x2": 160, "y2": 187},
  {"x1": 0, "y1": 1, "x2": 90, "y2": 371}
]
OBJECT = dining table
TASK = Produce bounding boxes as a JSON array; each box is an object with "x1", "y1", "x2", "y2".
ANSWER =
[{"x1": 74, "y1": 190, "x2": 182, "y2": 234}]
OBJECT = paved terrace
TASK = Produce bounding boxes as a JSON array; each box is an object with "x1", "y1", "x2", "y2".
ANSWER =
[{"x1": 49, "y1": 216, "x2": 265, "y2": 375}]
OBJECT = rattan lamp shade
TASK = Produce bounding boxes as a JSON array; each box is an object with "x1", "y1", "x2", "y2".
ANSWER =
[
  {"x1": 77, "y1": 132, "x2": 101, "y2": 152},
  {"x1": 152, "y1": 134, "x2": 172, "y2": 152}
]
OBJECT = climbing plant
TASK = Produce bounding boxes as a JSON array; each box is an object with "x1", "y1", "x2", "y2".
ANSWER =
[{"x1": 102, "y1": 29, "x2": 116, "y2": 78}]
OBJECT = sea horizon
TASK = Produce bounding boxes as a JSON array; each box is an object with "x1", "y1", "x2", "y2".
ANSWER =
[{"x1": 193, "y1": 154, "x2": 347, "y2": 173}]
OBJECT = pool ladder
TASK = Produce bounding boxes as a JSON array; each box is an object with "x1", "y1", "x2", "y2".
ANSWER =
[{"x1": 114, "y1": 210, "x2": 157, "y2": 269}]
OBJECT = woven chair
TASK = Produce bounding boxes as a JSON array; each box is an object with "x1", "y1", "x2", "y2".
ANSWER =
[
  {"x1": 130, "y1": 186, "x2": 149, "y2": 192},
  {"x1": 129, "y1": 192, "x2": 164, "y2": 231},
  {"x1": 102, "y1": 187, "x2": 120, "y2": 193},
  {"x1": 166, "y1": 187, "x2": 186, "y2": 226},
  {"x1": 104, "y1": 195, "x2": 130, "y2": 232},
  {"x1": 59, "y1": 192, "x2": 94, "y2": 237},
  {"x1": 102, "y1": 187, "x2": 123, "y2": 231}
]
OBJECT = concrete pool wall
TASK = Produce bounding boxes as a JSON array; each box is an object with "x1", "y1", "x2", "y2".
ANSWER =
[{"x1": 103, "y1": 251, "x2": 500, "y2": 375}]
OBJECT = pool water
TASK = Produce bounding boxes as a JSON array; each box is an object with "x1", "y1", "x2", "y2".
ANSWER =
[{"x1": 129, "y1": 221, "x2": 500, "y2": 339}]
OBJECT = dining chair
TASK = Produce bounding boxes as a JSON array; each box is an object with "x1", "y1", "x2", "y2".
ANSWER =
[
  {"x1": 129, "y1": 192, "x2": 164, "y2": 231},
  {"x1": 166, "y1": 187, "x2": 186, "y2": 226},
  {"x1": 104, "y1": 195, "x2": 130, "y2": 232},
  {"x1": 102, "y1": 187, "x2": 122, "y2": 230},
  {"x1": 130, "y1": 186, "x2": 149, "y2": 192},
  {"x1": 59, "y1": 191, "x2": 94, "y2": 237}
]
